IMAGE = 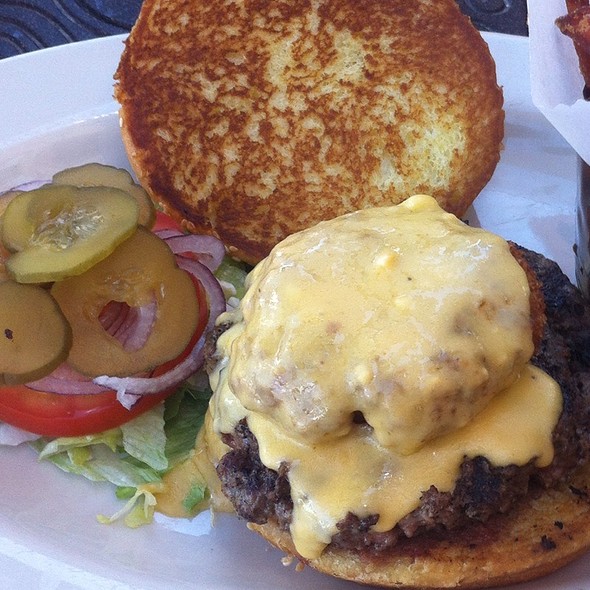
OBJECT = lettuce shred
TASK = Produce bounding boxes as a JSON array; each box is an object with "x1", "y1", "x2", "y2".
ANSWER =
[{"x1": 29, "y1": 382, "x2": 212, "y2": 525}]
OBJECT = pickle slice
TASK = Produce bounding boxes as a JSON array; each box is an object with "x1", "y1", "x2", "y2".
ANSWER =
[
  {"x1": 52, "y1": 163, "x2": 155, "y2": 229},
  {"x1": 0, "y1": 281, "x2": 72, "y2": 384},
  {"x1": 0, "y1": 191, "x2": 19, "y2": 282},
  {"x1": 0, "y1": 189, "x2": 22, "y2": 220},
  {"x1": 51, "y1": 227, "x2": 199, "y2": 377},
  {"x1": 2, "y1": 184, "x2": 139, "y2": 283}
]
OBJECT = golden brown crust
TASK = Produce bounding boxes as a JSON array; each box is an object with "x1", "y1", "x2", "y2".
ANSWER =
[
  {"x1": 250, "y1": 461, "x2": 590, "y2": 589},
  {"x1": 510, "y1": 243, "x2": 546, "y2": 350},
  {"x1": 115, "y1": 0, "x2": 504, "y2": 264},
  {"x1": 556, "y1": 1, "x2": 590, "y2": 89}
]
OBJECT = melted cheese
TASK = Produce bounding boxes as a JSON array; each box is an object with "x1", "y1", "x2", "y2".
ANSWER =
[
  {"x1": 214, "y1": 364, "x2": 561, "y2": 558},
  {"x1": 208, "y1": 195, "x2": 563, "y2": 559},
  {"x1": 153, "y1": 410, "x2": 233, "y2": 518},
  {"x1": 218, "y1": 195, "x2": 535, "y2": 454}
]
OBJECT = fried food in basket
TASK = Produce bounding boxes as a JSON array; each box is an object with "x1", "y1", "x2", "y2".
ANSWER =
[{"x1": 556, "y1": 0, "x2": 590, "y2": 94}]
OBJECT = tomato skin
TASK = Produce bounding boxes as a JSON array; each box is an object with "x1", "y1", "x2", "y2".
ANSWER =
[
  {"x1": 153, "y1": 210, "x2": 183, "y2": 233},
  {"x1": 0, "y1": 215, "x2": 210, "y2": 438},
  {"x1": 0, "y1": 387, "x2": 172, "y2": 437}
]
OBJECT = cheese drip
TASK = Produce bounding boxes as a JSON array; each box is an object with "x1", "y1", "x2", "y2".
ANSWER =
[
  {"x1": 212, "y1": 364, "x2": 561, "y2": 558},
  {"x1": 208, "y1": 195, "x2": 562, "y2": 559}
]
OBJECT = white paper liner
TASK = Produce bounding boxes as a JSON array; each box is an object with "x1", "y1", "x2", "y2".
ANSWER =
[{"x1": 528, "y1": 0, "x2": 590, "y2": 164}]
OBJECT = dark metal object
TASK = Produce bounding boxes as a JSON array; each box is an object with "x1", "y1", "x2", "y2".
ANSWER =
[
  {"x1": 0, "y1": 0, "x2": 143, "y2": 59},
  {"x1": 456, "y1": 0, "x2": 528, "y2": 36},
  {"x1": 575, "y1": 160, "x2": 590, "y2": 299},
  {"x1": 0, "y1": 0, "x2": 528, "y2": 60}
]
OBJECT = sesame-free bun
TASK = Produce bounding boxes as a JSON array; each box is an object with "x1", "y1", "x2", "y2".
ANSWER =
[
  {"x1": 250, "y1": 460, "x2": 590, "y2": 589},
  {"x1": 115, "y1": 0, "x2": 504, "y2": 263}
]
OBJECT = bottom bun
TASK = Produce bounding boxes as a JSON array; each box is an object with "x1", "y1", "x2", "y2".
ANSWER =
[{"x1": 249, "y1": 461, "x2": 590, "y2": 589}]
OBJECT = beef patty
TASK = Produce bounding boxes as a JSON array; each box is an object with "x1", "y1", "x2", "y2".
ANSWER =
[{"x1": 213, "y1": 245, "x2": 590, "y2": 554}]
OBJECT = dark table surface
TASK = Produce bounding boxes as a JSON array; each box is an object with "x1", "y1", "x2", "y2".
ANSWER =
[{"x1": 0, "y1": 0, "x2": 528, "y2": 60}]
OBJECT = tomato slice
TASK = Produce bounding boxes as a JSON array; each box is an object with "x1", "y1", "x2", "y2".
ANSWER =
[
  {"x1": 0, "y1": 385, "x2": 172, "y2": 438},
  {"x1": 153, "y1": 210, "x2": 183, "y2": 233},
  {"x1": 0, "y1": 227, "x2": 210, "y2": 438}
]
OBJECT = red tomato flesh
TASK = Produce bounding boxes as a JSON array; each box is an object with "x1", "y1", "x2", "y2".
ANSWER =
[
  {"x1": 0, "y1": 386, "x2": 173, "y2": 438},
  {"x1": 153, "y1": 210, "x2": 184, "y2": 233}
]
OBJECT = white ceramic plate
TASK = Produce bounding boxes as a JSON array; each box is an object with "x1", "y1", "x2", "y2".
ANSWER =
[{"x1": 0, "y1": 33, "x2": 587, "y2": 590}]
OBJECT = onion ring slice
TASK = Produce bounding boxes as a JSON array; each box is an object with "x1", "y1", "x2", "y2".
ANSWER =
[
  {"x1": 164, "y1": 234, "x2": 225, "y2": 272},
  {"x1": 28, "y1": 363, "x2": 111, "y2": 395},
  {"x1": 176, "y1": 256, "x2": 227, "y2": 332},
  {"x1": 93, "y1": 333, "x2": 207, "y2": 409}
]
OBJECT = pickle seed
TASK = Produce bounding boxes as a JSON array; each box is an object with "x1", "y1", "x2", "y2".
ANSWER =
[{"x1": 31, "y1": 202, "x2": 103, "y2": 250}]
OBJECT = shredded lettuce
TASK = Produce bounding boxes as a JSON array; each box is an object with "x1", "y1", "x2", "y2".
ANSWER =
[
  {"x1": 182, "y1": 482, "x2": 209, "y2": 514},
  {"x1": 164, "y1": 381, "x2": 210, "y2": 466},
  {"x1": 28, "y1": 382, "x2": 212, "y2": 523},
  {"x1": 97, "y1": 486, "x2": 160, "y2": 528},
  {"x1": 121, "y1": 404, "x2": 168, "y2": 472},
  {"x1": 215, "y1": 256, "x2": 249, "y2": 300}
]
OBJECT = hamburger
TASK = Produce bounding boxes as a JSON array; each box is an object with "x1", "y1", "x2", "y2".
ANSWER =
[
  {"x1": 202, "y1": 195, "x2": 590, "y2": 588},
  {"x1": 114, "y1": 0, "x2": 504, "y2": 264}
]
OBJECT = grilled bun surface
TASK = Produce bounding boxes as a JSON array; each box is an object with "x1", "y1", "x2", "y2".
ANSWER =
[
  {"x1": 115, "y1": 0, "x2": 504, "y2": 264},
  {"x1": 205, "y1": 196, "x2": 590, "y2": 588},
  {"x1": 249, "y1": 461, "x2": 590, "y2": 589}
]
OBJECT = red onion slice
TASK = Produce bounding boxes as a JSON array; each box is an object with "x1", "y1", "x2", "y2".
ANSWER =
[
  {"x1": 99, "y1": 300, "x2": 128, "y2": 334},
  {"x1": 93, "y1": 333, "x2": 207, "y2": 409},
  {"x1": 98, "y1": 298, "x2": 158, "y2": 352},
  {"x1": 28, "y1": 363, "x2": 111, "y2": 395},
  {"x1": 164, "y1": 234, "x2": 225, "y2": 272},
  {"x1": 118, "y1": 300, "x2": 157, "y2": 351},
  {"x1": 154, "y1": 228, "x2": 184, "y2": 240},
  {"x1": 176, "y1": 256, "x2": 227, "y2": 332}
]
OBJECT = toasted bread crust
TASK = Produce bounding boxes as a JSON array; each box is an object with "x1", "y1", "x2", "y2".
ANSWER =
[
  {"x1": 115, "y1": 0, "x2": 504, "y2": 263},
  {"x1": 250, "y1": 460, "x2": 590, "y2": 588},
  {"x1": 510, "y1": 242, "x2": 546, "y2": 349}
]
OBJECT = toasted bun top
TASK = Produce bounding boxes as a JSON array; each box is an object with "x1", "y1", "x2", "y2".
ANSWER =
[{"x1": 115, "y1": 0, "x2": 504, "y2": 263}]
